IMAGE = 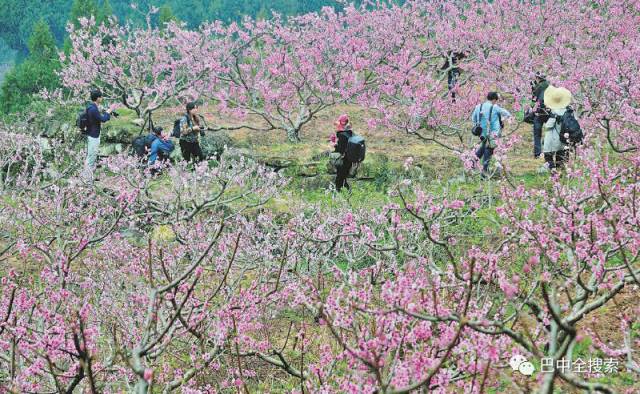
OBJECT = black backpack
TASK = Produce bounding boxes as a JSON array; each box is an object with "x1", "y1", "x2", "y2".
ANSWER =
[
  {"x1": 556, "y1": 108, "x2": 583, "y2": 145},
  {"x1": 132, "y1": 136, "x2": 148, "y2": 157},
  {"x1": 76, "y1": 107, "x2": 90, "y2": 134},
  {"x1": 132, "y1": 134, "x2": 158, "y2": 158},
  {"x1": 172, "y1": 117, "x2": 183, "y2": 138},
  {"x1": 346, "y1": 134, "x2": 366, "y2": 163}
]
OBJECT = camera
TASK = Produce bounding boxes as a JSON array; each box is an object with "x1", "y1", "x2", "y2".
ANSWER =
[{"x1": 111, "y1": 111, "x2": 120, "y2": 118}]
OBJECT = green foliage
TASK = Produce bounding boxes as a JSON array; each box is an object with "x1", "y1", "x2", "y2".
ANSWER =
[
  {"x1": 0, "y1": 0, "x2": 349, "y2": 56},
  {"x1": 28, "y1": 19, "x2": 58, "y2": 61},
  {"x1": 159, "y1": 4, "x2": 179, "y2": 26},
  {"x1": 70, "y1": 0, "x2": 99, "y2": 28},
  {"x1": 0, "y1": 20, "x2": 60, "y2": 114},
  {"x1": 0, "y1": 0, "x2": 70, "y2": 55},
  {"x1": 100, "y1": 0, "x2": 114, "y2": 22}
]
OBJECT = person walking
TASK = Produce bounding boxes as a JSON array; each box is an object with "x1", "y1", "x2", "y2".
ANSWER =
[
  {"x1": 542, "y1": 86, "x2": 572, "y2": 171},
  {"x1": 179, "y1": 102, "x2": 205, "y2": 163},
  {"x1": 471, "y1": 92, "x2": 513, "y2": 178},
  {"x1": 530, "y1": 72, "x2": 550, "y2": 158},
  {"x1": 83, "y1": 89, "x2": 115, "y2": 183},
  {"x1": 332, "y1": 114, "x2": 353, "y2": 192}
]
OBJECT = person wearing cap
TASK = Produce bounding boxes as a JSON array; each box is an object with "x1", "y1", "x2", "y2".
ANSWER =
[
  {"x1": 83, "y1": 89, "x2": 116, "y2": 183},
  {"x1": 179, "y1": 102, "x2": 205, "y2": 163},
  {"x1": 332, "y1": 114, "x2": 353, "y2": 191},
  {"x1": 530, "y1": 72, "x2": 550, "y2": 158},
  {"x1": 542, "y1": 85, "x2": 572, "y2": 171},
  {"x1": 471, "y1": 91, "x2": 513, "y2": 177},
  {"x1": 148, "y1": 126, "x2": 175, "y2": 166}
]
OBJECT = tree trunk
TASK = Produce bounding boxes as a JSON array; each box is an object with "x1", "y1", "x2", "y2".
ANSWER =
[{"x1": 286, "y1": 127, "x2": 301, "y2": 143}]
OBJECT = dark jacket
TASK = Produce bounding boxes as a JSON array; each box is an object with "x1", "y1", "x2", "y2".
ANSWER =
[
  {"x1": 531, "y1": 80, "x2": 550, "y2": 113},
  {"x1": 179, "y1": 114, "x2": 202, "y2": 143},
  {"x1": 335, "y1": 129, "x2": 353, "y2": 155},
  {"x1": 86, "y1": 102, "x2": 111, "y2": 138},
  {"x1": 441, "y1": 52, "x2": 465, "y2": 71}
]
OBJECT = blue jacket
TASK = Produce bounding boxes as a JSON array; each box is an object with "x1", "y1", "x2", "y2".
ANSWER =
[
  {"x1": 86, "y1": 102, "x2": 111, "y2": 138},
  {"x1": 471, "y1": 101, "x2": 511, "y2": 138},
  {"x1": 148, "y1": 136, "x2": 175, "y2": 165}
]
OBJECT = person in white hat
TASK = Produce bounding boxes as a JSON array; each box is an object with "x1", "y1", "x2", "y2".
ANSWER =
[{"x1": 542, "y1": 86, "x2": 572, "y2": 171}]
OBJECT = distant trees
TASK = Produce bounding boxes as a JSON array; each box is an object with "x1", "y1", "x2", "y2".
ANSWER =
[
  {"x1": 0, "y1": 0, "x2": 348, "y2": 57},
  {"x1": 0, "y1": 19, "x2": 60, "y2": 113}
]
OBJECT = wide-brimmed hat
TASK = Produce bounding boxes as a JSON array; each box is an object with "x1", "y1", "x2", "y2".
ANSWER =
[{"x1": 544, "y1": 85, "x2": 572, "y2": 110}]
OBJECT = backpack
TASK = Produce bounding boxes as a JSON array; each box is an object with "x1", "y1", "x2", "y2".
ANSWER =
[
  {"x1": 346, "y1": 134, "x2": 366, "y2": 163},
  {"x1": 172, "y1": 117, "x2": 183, "y2": 138},
  {"x1": 76, "y1": 107, "x2": 90, "y2": 134},
  {"x1": 556, "y1": 108, "x2": 583, "y2": 145},
  {"x1": 132, "y1": 134, "x2": 157, "y2": 158},
  {"x1": 132, "y1": 136, "x2": 147, "y2": 157}
]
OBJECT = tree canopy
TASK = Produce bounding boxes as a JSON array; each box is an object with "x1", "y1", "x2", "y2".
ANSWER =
[{"x1": 0, "y1": 0, "x2": 348, "y2": 56}]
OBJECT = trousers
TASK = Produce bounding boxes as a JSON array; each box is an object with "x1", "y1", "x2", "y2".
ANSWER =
[{"x1": 180, "y1": 140, "x2": 204, "y2": 163}]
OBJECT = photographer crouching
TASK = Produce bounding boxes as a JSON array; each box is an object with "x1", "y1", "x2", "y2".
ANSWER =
[{"x1": 83, "y1": 89, "x2": 119, "y2": 184}]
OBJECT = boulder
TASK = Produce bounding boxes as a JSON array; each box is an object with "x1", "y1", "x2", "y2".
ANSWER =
[
  {"x1": 99, "y1": 143, "x2": 124, "y2": 156},
  {"x1": 103, "y1": 122, "x2": 141, "y2": 143},
  {"x1": 200, "y1": 132, "x2": 233, "y2": 159},
  {"x1": 297, "y1": 163, "x2": 319, "y2": 177},
  {"x1": 37, "y1": 137, "x2": 52, "y2": 152}
]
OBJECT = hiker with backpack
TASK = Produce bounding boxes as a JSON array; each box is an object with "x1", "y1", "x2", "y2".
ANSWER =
[
  {"x1": 542, "y1": 86, "x2": 582, "y2": 171},
  {"x1": 332, "y1": 114, "x2": 365, "y2": 192},
  {"x1": 528, "y1": 72, "x2": 551, "y2": 159},
  {"x1": 81, "y1": 89, "x2": 117, "y2": 183},
  {"x1": 471, "y1": 92, "x2": 513, "y2": 178},
  {"x1": 175, "y1": 102, "x2": 205, "y2": 163}
]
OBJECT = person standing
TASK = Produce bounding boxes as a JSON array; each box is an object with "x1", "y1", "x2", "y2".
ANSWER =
[
  {"x1": 83, "y1": 89, "x2": 115, "y2": 183},
  {"x1": 441, "y1": 51, "x2": 466, "y2": 101},
  {"x1": 542, "y1": 86, "x2": 572, "y2": 171},
  {"x1": 471, "y1": 92, "x2": 513, "y2": 177},
  {"x1": 332, "y1": 114, "x2": 353, "y2": 192},
  {"x1": 179, "y1": 102, "x2": 205, "y2": 163},
  {"x1": 530, "y1": 72, "x2": 550, "y2": 158}
]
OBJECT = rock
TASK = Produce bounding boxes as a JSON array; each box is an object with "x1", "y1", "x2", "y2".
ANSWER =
[
  {"x1": 99, "y1": 143, "x2": 120, "y2": 156},
  {"x1": 200, "y1": 132, "x2": 233, "y2": 159},
  {"x1": 102, "y1": 123, "x2": 141, "y2": 143},
  {"x1": 297, "y1": 163, "x2": 319, "y2": 177},
  {"x1": 36, "y1": 137, "x2": 51, "y2": 151},
  {"x1": 132, "y1": 118, "x2": 145, "y2": 127},
  {"x1": 312, "y1": 151, "x2": 330, "y2": 161},
  {"x1": 259, "y1": 157, "x2": 296, "y2": 169}
]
